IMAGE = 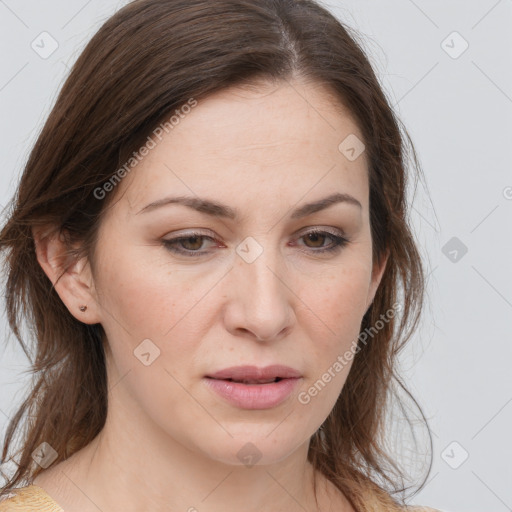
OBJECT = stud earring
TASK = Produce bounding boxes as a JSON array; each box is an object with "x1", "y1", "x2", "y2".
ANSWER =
[{"x1": 79, "y1": 305, "x2": 87, "y2": 312}]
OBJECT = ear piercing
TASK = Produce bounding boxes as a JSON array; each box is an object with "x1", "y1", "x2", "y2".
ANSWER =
[{"x1": 79, "y1": 305, "x2": 88, "y2": 312}]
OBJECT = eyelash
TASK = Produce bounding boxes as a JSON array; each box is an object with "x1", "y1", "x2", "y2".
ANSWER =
[{"x1": 161, "y1": 229, "x2": 349, "y2": 257}]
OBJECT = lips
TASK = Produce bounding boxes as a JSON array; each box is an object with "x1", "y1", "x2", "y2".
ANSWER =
[
  {"x1": 204, "y1": 365, "x2": 302, "y2": 409},
  {"x1": 206, "y1": 365, "x2": 302, "y2": 382}
]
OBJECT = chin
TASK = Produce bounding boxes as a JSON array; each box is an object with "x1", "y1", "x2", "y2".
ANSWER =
[{"x1": 192, "y1": 427, "x2": 309, "y2": 467}]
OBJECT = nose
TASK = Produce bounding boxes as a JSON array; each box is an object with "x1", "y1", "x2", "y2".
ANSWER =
[{"x1": 223, "y1": 240, "x2": 294, "y2": 342}]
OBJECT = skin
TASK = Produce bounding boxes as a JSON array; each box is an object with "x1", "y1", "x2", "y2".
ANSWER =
[{"x1": 32, "y1": 78, "x2": 387, "y2": 512}]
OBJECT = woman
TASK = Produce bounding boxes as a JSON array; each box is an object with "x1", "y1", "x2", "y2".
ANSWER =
[{"x1": 0, "y1": 0, "x2": 438, "y2": 510}]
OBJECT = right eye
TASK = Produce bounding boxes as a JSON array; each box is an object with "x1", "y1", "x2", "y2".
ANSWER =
[{"x1": 162, "y1": 232, "x2": 219, "y2": 257}]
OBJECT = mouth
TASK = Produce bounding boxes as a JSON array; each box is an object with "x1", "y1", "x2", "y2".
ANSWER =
[
  {"x1": 203, "y1": 365, "x2": 302, "y2": 409},
  {"x1": 205, "y1": 364, "x2": 302, "y2": 382},
  {"x1": 207, "y1": 377, "x2": 284, "y2": 385}
]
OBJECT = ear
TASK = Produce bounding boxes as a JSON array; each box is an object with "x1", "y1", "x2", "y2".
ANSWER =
[
  {"x1": 32, "y1": 225, "x2": 101, "y2": 325},
  {"x1": 365, "y1": 249, "x2": 389, "y2": 313}
]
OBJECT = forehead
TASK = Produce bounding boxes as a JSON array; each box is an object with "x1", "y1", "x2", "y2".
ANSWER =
[{"x1": 113, "y1": 79, "x2": 369, "y2": 215}]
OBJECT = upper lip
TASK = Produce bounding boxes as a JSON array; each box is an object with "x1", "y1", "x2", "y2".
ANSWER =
[{"x1": 206, "y1": 365, "x2": 302, "y2": 381}]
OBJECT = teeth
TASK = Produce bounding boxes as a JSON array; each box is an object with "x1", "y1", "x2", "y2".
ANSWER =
[{"x1": 234, "y1": 378, "x2": 278, "y2": 384}]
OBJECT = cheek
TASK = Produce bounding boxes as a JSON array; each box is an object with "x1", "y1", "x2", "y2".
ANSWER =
[
  {"x1": 293, "y1": 264, "x2": 371, "y2": 422},
  {"x1": 301, "y1": 260, "x2": 372, "y2": 367},
  {"x1": 314, "y1": 262, "x2": 371, "y2": 329},
  {"x1": 94, "y1": 241, "x2": 212, "y2": 339}
]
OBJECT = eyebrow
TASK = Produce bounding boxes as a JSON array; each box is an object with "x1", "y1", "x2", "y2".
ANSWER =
[{"x1": 136, "y1": 192, "x2": 362, "y2": 219}]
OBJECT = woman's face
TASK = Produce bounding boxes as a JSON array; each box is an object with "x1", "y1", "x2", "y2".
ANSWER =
[{"x1": 85, "y1": 79, "x2": 386, "y2": 466}]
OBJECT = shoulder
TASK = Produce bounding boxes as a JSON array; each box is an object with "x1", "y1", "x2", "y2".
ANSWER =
[{"x1": 0, "y1": 485, "x2": 63, "y2": 511}]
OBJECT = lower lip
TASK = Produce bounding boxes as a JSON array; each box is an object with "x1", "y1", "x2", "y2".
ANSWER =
[{"x1": 204, "y1": 377, "x2": 301, "y2": 410}]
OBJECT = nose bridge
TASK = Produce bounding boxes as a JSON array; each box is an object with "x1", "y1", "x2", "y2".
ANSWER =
[
  {"x1": 229, "y1": 234, "x2": 292, "y2": 340},
  {"x1": 236, "y1": 234, "x2": 285, "y2": 301}
]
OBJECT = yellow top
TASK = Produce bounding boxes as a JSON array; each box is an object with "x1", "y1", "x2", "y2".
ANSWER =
[
  {"x1": 0, "y1": 485, "x2": 63, "y2": 511},
  {"x1": 0, "y1": 484, "x2": 441, "y2": 511}
]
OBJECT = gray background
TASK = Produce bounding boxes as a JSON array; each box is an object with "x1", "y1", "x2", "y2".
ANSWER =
[{"x1": 1, "y1": 1, "x2": 511, "y2": 511}]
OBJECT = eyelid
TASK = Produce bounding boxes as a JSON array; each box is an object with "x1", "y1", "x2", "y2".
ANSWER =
[
  {"x1": 294, "y1": 225, "x2": 346, "y2": 238},
  {"x1": 163, "y1": 226, "x2": 346, "y2": 243}
]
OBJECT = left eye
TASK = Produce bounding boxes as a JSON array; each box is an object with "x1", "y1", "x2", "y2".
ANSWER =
[
  {"x1": 293, "y1": 229, "x2": 349, "y2": 254},
  {"x1": 162, "y1": 229, "x2": 348, "y2": 256}
]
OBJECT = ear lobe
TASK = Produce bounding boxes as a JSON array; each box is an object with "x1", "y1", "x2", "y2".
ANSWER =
[{"x1": 32, "y1": 226, "x2": 101, "y2": 324}]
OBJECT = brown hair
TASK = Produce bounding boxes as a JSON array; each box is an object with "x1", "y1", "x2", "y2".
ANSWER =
[{"x1": 0, "y1": 0, "x2": 431, "y2": 509}]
